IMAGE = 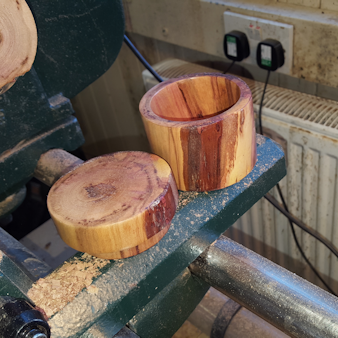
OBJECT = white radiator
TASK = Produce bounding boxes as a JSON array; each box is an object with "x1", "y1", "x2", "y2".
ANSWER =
[{"x1": 142, "y1": 59, "x2": 338, "y2": 291}]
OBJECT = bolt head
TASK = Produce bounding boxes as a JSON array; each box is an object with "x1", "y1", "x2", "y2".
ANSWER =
[
  {"x1": 24, "y1": 329, "x2": 48, "y2": 338},
  {"x1": 32, "y1": 334, "x2": 47, "y2": 338}
]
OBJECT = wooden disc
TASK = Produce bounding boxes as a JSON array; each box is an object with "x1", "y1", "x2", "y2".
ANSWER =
[
  {"x1": 0, "y1": 0, "x2": 37, "y2": 90},
  {"x1": 47, "y1": 152, "x2": 179, "y2": 259},
  {"x1": 140, "y1": 73, "x2": 257, "y2": 191}
]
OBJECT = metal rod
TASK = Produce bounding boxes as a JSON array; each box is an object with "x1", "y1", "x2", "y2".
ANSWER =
[
  {"x1": 189, "y1": 235, "x2": 338, "y2": 338},
  {"x1": 188, "y1": 288, "x2": 288, "y2": 338},
  {"x1": 34, "y1": 149, "x2": 84, "y2": 187}
]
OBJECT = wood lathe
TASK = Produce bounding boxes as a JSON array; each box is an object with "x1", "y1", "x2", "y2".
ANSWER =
[{"x1": 0, "y1": 1, "x2": 290, "y2": 338}]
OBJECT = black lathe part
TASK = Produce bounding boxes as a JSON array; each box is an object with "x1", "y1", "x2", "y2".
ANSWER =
[{"x1": 0, "y1": 296, "x2": 50, "y2": 338}]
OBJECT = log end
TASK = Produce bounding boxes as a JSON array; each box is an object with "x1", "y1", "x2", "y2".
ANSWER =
[
  {"x1": 0, "y1": 0, "x2": 38, "y2": 90},
  {"x1": 47, "y1": 151, "x2": 179, "y2": 259}
]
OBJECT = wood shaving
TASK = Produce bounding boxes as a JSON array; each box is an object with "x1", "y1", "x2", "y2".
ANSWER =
[
  {"x1": 27, "y1": 253, "x2": 109, "y2": 318},
  {"x1": 86, "y1": 285, "x2": 99, "y2": 294},
  {"x1": 177, "y1": 191, "x2": 199, "y2": 210}
]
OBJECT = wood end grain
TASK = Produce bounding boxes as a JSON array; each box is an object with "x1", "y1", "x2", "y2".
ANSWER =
[
  {"x1": 47, "y1": 151, "x2": 179, "y2": 259},
  {"x1": 0, "y1": 0, "x2": 37, "y2": 89}
]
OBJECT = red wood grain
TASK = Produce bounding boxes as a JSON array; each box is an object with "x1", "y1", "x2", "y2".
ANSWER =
[
  {"x1": 47, "y1": 151, "x2": 179, "y2": 259},
  {"x1": 140, "y1": 73, "x2": 256, "y2": 191}
]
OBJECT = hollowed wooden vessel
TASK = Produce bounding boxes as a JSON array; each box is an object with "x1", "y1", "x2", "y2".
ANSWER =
[
  {"x1": 140, "y1": 73, "x2": 257, "y2": 191},
  {"x1": 47, "y1": 152, "x2": 179, "y2": 259}
]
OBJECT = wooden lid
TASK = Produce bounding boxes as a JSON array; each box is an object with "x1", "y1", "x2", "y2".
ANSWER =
[
  {"x1": 47, "y1": 152, "x2": 179, "y2": 259},
  {"x1": 0, "y1": 0, "x2": 37, "y2": 91}
]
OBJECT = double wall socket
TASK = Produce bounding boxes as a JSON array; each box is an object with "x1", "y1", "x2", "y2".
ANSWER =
[{"x1": 224, "y1": 12, "x2": 293, "y2": 75}]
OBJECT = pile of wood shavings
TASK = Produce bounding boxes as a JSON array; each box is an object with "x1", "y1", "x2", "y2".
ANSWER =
[{"x1": 27, "y1": 253, "x2": 109, "y2": 318}]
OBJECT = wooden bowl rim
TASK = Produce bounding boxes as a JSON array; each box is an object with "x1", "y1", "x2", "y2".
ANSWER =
[{"x1": 139, "y1": 73, "x2": 252, "y2": 127}]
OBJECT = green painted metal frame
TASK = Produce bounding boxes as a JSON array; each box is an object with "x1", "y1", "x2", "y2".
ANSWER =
[
  {"x1": 0, "y1": 136, "x2": 286, "y2": 337},
  {"x1": 41, "y1": 135, "x2": 286, "y2": 338},
  {"x1": 28, "y1": 0, "x2": 125, "y2": 100},
  {"x1": 0, "y1": 252, "x2": 33, "y2": 300},
  {"x1": 0, "y1": 0, "x2": 125, "y2": 208},
  {"x1": 0, "y1": 116, "x2": 84, "y2": 202},
  {"x1": 128, "y1": 269, "x2": 210, "y2": 338},
  {"x1": 0, "y1": 226, "x2": 51, "y2": 302}
]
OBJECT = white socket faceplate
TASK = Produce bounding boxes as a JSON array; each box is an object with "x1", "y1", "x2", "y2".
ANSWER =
[{"x1": 224, "y1": 11, "x2": 293, "y2": 75}]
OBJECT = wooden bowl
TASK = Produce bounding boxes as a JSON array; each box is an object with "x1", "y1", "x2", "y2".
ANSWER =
[
  {"x1": 47, "y1": 151, "x2": 179, "y2": 259},
  {"x1": 140, "y1": 73, "x2": 257, "y2": 191}
]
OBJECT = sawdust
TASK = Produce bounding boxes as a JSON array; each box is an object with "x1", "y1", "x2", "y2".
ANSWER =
[
  {"x1": 177, "y1": 191, "x2": 199, "y2": 210},
  {"x1": 86, "y1": 285, "x2": 99, "y2": 294},
  {"x1": 256, "y1": 134, "x2": 266, "y2": 146},
  {"x1": 243, "y1": 179, "x2": 253, "y2": 187},
  {"x1": 27, "y1": 253, "x2": 109, "y2": 318}
]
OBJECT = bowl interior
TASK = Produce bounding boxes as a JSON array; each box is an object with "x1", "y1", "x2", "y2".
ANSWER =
[{"x1": 150, "y1": 75, "x2": 241, "y2": 121}]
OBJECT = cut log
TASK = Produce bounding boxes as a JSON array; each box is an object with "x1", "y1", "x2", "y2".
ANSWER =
[
  {"x1": 0, "y1": 0, "x2": 37, "y2": 91},
  {"x1": 140, "y1": 73, "x2": 257, "y2": 191},
  {"x1": 47, "y1": 152, "x2": 179, "y2": 259}
]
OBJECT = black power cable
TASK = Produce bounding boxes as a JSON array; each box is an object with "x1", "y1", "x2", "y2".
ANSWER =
[
  {"x1": 265, "y1": 193, "x2": 337, "y2": 295},
  {"x1": 123, "y1": 35, "x2": 163, "y2": 83},
  {"x1": 124, "y1": 37, "x2": 338, "y2": 295},
  {"x1": 265, "y1": 193, "x2": 338, "y2": 258},
  {"x1": 259, "y1": 70, "x2": 337, "y2": 296},
  {"x1": 224, "y1": 61, "x2": 235, "y2": 74},
  {"x1": 258, "y1": 70, "x2": 270, "y2": 135}
]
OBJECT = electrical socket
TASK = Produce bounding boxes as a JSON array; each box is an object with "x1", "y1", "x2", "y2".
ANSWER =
[{"x1": 224, "y1": 12, "x2": 293, "y2": 75}]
